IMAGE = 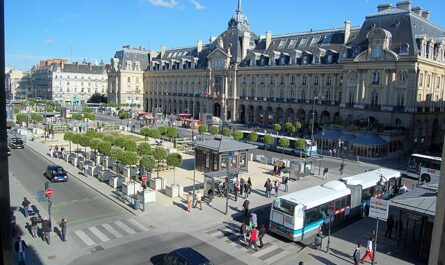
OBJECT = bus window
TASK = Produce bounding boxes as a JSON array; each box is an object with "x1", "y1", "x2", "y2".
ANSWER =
[
  {"x1": 273, "y1": 199, "x2": 296, "y2": 216},
  {"x1": 362, "y1": 187, "x2": 375, "y2": 201}
]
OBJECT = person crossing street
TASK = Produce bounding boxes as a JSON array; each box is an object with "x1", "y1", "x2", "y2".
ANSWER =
[{"x1": 21, "y1": 197, "x2": 30, "y2": 218}]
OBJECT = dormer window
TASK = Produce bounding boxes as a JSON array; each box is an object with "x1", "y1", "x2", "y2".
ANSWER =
[
  {"x1": 399, "y1": 43, "x2": 409, "y2": 55},
  {"x1": 259, "y1": 57, "x2": 266, "y2": 66},
  {"x1": 302, "y1": 56, "x2": 308, "y2": 65},
  {"x1": 327, "y1": 54, "x2": 333, "y2": 64},
  {"x1": 279, "y1": 56, "x2": 287, "y2": 65},
  {"x1": 372, "y1": 45, "x2": 382, "y2": 58}
]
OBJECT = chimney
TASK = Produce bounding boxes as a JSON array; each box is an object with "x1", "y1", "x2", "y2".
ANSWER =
[
  {"x1": 396, "y1": 1, "x2": 412, "y2": 11},
  {"x1": 344, "y1": 20, "x2": 351, "y2": 44},
  {"x1": 377, "y1": 3, "x2": 392, "y2": 12},
  {"x1": 61, "y1": 61, "x2": 65, "y2": 70},
  {"x1": 88, "y1": 63, "x2": 92, "y2": 71},
  {"x1": 209, "y1": 36, "x2": 217, "y2": 43},
  {"x1": 197, "y1": 40, "x2": 203, "y2": 53},
  {"x1": 75, "y1": 62, "x2": 79, "y2": 70},
  {"x1": 422, "y1": 10, "x2": 430, "y2": 20},
  {"x1": 160, "y1": 45, "x2": 166, "y2": 58},
  {"x1": 411, "y1": 6, "x2": 423, "y2": 16},
  {"x1": 265, "y1": 31, "x2": 272, "y2": 50}
]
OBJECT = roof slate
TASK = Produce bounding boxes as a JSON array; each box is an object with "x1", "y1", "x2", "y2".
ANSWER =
[{"x1": 195, "y1": 138, "x2": 257, "y2": 153}]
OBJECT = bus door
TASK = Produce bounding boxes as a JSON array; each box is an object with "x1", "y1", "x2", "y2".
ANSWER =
[{"x1": 347, "y1": 184, "x2": 362, "y2": 217}]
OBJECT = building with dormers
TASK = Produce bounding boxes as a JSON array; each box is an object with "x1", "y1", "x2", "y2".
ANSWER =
[
  {"x1": 141, "y1": 0, "x2": 445, "y2": 156},
  {"x1": 30, "y1": 59, "x2": 108, "y2": 105}
]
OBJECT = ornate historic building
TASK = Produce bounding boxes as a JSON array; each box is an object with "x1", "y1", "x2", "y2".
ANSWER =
[{"x1": 142, "y1": 0, "x2": 445, "y2": 154}]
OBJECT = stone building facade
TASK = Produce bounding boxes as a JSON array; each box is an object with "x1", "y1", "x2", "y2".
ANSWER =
[
  {"x1": 5, "y1": 67, "x2": 25, "y2": 100},
  {"x1": 142, "y1": 0, "x2": 445, "y2": 153}
]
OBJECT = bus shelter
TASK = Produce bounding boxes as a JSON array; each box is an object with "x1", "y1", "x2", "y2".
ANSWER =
[{"x1": 203, "y1": 168, "x2": 248, "y2": 197}]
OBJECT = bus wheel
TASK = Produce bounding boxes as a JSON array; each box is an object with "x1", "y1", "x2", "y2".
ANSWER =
[{"x1": 420, "y1": 174, "x2": 431, "y2": 183}]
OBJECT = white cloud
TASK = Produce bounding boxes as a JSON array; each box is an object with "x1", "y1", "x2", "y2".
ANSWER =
[
  {"x1": 148, "y1": 0, "x2": 178, "y2": 8},
  {"x1": 190, "y1": 0, "x2": 205, "y2": 10}
]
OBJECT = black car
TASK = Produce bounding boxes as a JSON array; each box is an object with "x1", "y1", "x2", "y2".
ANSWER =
[
  {"x1": 9, "y1": 138, "x2": 24, "y2": 149},
  {"x1": 164, "y1": 248, "x2": 213, "y2": 265},
  {"x1": 44, "y1": 165, "x2": 68, "y2": 182}
]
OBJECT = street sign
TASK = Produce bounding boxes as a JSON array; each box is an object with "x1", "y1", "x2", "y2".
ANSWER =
[
  {"x1": 141, "y1": 175, "x2": 147, "y2": 182},
  {"x1": 44, "y1": 188, "x2": 54, "y2": 197},
  {"x1": 369, "y1": 197, "x2": 389, "y2": 220}
]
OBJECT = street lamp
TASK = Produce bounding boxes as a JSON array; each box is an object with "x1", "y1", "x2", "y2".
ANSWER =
[
  {"x1": 225, "y1": 151, "x2": 234, "y2": 215},
  {"x1": 192, "y1": 127, "x2": 197, "y2": 206},
  {"x1": 311, "y1": 95, "x2": 323, "y2": 155},
  {"x1": 372, "y1": 174, "x2": 388, "y2": 265}
]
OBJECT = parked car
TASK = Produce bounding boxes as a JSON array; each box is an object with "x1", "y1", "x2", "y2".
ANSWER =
[
  {"x1": 44, "y1": 165, "x2": 68, "y2": 182},
  {"x1": 9, "y1": 137, "x2": 24, "y2": 149},
  {"x1": 163, "y1": 248, "x2": 213, "y2": 265}
]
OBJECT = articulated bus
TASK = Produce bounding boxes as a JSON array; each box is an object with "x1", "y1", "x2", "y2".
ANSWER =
[
  {"x1": 269, "y1": 168, "x2": 401, "y2": 241},
  {"x1": 402, "y1": 153, "x2": 441, "y2": 183},
  {"x1": 240, "y1": 130, "x2": 316, "y2": 157}
]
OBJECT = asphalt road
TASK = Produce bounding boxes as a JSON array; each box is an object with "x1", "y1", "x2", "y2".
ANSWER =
[
  {"x1": 9, "y1": 147, "x2": 128, "y2": 227},
  {"x1": 68, "y1": 232, "x2": 247, "y2": 265}
]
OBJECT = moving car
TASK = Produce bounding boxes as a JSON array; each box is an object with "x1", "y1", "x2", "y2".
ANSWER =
[
  {"x1": 163, "y1": 248, "x2": 213, "y2": 265},
  {"x1": 44, "y1": 165, "x2": 68, "y2": 182},
  {"x1": 9, "y1": 137, "x2": 25, "y2": 149}
]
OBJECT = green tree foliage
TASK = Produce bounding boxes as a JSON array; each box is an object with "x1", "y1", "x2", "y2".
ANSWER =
[
  {"x1": 248, "y1": 132, "x2": 258, "y2": 142},
  {"x1": 140, "y1": 155, "x2": 156, "y2": 172},
  {"x1": 31, "y1": 113, "x2": 43, "y2": 122},
  {"x1": 95, "y1": 132, "x2": 105, "y2": 139},
  {"x1": 87, "y1": 113, "x2": 96, "y2": 121},
  {"x1": 121, "y1": 151, "x2": 138, "y2": 166},
  {"x1": 83, "y1": 108, "x2": 93, "y2": 113},
  {"x1": 295, "y1": 121, "x2": 302, "y2": 132},
  {"x1": 233, "y1": 131, "x2": 243, "y2": 141},
  {"x1": 113, "y1": 136, "x2": 126, "y2": 148},
  {"x1": 137, "y1": 143, "x2": 152, "y2": 156},
  {"x1": 89, "y1": 138, "x2": 102, "y2": 151},
  {"x1": 153, "y1": 147, "x2": 168, "y2": 178},
  {"x1": 140, "y1": 126, "x2": 151, "y2": 141},
  {"x1": 198, "y1": 125, "x2": 207, "y2": 135},
  {"x1": 166, "y1": 153, "x2": 183, "y2": 185},
  {"x1": 285, "y1": 122, "x2": 293, "y2": 134},
  {"x1": 85, "y1": 130, "x2": 97, "y2": 138},
  {"x1": 295, "y1": 139, "x2": 307, "y2": 150},
  {"x1": 64, "y1": 131, "x2": 74, "y2": 153},
  {"x1": 13, "y1": 107, "x2": 20, "y2": 114},
  {"x1": 118, "y1": 111, "x2": 130, "y2": 119},
  {"x1": 123, "y1": 140, "x2": 137, "y2": 152},
  {"x1": 111, "y1": 147, "x2": 125, "y2": 163},
  {"x1": 79, "y1": 134, "x2": 90, "y2": 153},
  {"x1": 167, "y1": 127, "x2": 177, "y2": 139},
  {"x1": 264, "y1": 134, "x2": 274, "y2": 146},
  {"x1": 16, "y1": 113, "x2": 28, "y2": 124},
  {"x1": 71, "y1": 113, "x2": 83, "y2": 121},
  {"x1": 210, "y1": 126, "x2": 219, "y2": 135},
  {"x1": 71, "y1": 133, "x2": 82, "y2": 153},
  {"x1": 279, "y1": 137, "x2": 290, "y2": 148},
  {"x1": 158, "y1": 126, "x2": 167, "y2": 135},
  {"x1": 97, "y1": 141, "x2": 112, "y2": 157},
  {"x1": 273, "y1": 123, "x2": 282, "y2": 134},
  {"x1": 149, "y1": 128, "x2": 161, "y2": 139},
  {"x1": 222, "y1": 127, "x2": 231, "y2": 137},
  {"x1": 103, "y1": 134, "x2": 115, "y2": 144}
]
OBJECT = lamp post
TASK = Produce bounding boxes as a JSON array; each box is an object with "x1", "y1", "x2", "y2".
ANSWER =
[
  {"x1": 192, "y1": 127, "x2": 197, "y2": 206},
  {"x1": 372, "y1": 174, "x2": 388, "y2": 265},
  {"x1": 311, "y1": 95, "x2": 323, "y2": 155},
  {"x1": 225, "y1": 151, "x2": 234, "y2": 215}
]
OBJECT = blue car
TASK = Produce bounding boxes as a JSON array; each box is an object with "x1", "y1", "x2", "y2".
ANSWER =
[
  {"x1": 164, "y1": 248, "x2": 213, "y2": 265},
  {"x1": 44, "y1": 165, "x2": 68, "y2": 182}
]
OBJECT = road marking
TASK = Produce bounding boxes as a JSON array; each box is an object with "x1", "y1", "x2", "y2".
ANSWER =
[
  {"x1": 252, "y1": 245, "x2": 278, "y2": 257},
  {"x1": 88, "y1": 226, "x2": 110, "y2": 242},
  {"x1": 101, "y1": 224, "x2": 123, "y2": 238},
  {"x1": 263, "y1": 250, "x2": 289, "y2": 264},
  {"x1": 127, "y1": 218, "x2": 148, "y2": 231},
  {"x1": 115, "y1": 220, "x2": 136, "y2": 235},
  {"x1": 74, "y1": 230, "x2": 95, "y2": 246}
]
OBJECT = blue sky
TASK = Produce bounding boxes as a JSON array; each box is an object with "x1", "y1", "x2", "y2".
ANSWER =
[{"x1": 6, "y1": 0, "x2": 445, "y2": 71}]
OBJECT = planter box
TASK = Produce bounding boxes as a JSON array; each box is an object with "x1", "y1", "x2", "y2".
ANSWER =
[
  {"x1": 165, "y1": 184, "x2": 183, "y2": 198},
  {"x1": 149, "y1": 177, "x2": 166, "y2": 191},
  {"x1": 138, "y1": 189, "x2": 156, "y2": 203},
  {"x1": 109, "y1": 176, "x2": 118, "y2": 189},
  {"x1": 99, "y1": 170, "x2": 114, "y2": 182},
  {"x1": 122, "y1": 181, "x2": 137, "y2": 196}
]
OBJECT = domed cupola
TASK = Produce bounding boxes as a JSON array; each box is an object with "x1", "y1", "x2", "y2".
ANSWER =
[{"x1": 227, "y1": 0, "x2": 250, "y2": 31}]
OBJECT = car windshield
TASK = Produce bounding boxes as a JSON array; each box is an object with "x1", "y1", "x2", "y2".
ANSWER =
[
  {"x1": 52, "y1": 168, "x2": 65, "y2": 174},
  {"x1": 12, "y1": 139, "x2": 22, "y2": 143}
]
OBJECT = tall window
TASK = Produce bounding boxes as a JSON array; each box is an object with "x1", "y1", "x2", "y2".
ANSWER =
[
  {"x1": 250, "y1": 88, "x2": 255, "y2": 98},
  {"x1": 348, "y1": 91, "x2": 354, "y2": 104},
  {"x1": 372, "y1": 72, "x2": 380, "y2": 85},
  {"x1": 127, "y1": 77, "x2": 131, "y2": 83},
  {"x1": 325, "y1": 90, "x2": 331, "y2": 101},
  {"x1": 280, "y1": 76, "x2": 285, "y2": 84},
  {"x1": 437, "y1": 77, "x2": 441, "y2": 89},
  {"x1": 302, "y1": 90, "x2": 306, "y2": 101},
  {"x1": 313, "y1": 75, "x2": 319, "y2": 85},
  {"x1": 242, "y1": 88, "x2": 246, "y2": 97},
  {"x1": 326, "y1": 75, "x2": 332, "y2": 86},
  {"x1": 427, "y1": 75, "x2": 430, "y2": 88},
  {"x1": 419, "y1": 73, "x2": 423, "y2": 86},
  {"x1": 290, "y1": 89, "x2": 295, "y2": 99},
  {"x1": 397, "y1": 94, "x2": 404, "y2": 108},
  {"x1": 270, "y1": 76, "x2": 274, "y2": 84},
  {"x1": 291, "y1": 76, "x2": 295, "y2": 85},
  {"x1": 302, "y1": 76, "x2": 307, "y2": 85},
  {"x1": 279, "y1": 89, "x2": 284, "y2": 99},
  {"x1": 371, "y1": 92, "x2": 379, "y2": 107}
]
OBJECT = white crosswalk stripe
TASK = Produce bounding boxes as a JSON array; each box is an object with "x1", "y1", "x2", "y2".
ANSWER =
[
  {"x1": 88, "y1": 226, "x2": 110, "y2": 242},
  {"x1": 115, "y1": 220, "x2": 136, "y2": 235},
  {"x1": 101, "y1": 224, "x2": 123, "y2": 238},
  {"x1": 127, "y1": 218, "x2": 148, "y2": 231},
  {"x1": 74, "y1": 230, "x2": 95, "y2": 246},
  {"x1": 263, "y1": 250, "x2": 290, "y2": 264}
]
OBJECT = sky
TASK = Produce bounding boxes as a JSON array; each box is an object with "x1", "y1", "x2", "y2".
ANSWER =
[{"x1": 5, "y1": 0, "x2": 445, "y2": 71}]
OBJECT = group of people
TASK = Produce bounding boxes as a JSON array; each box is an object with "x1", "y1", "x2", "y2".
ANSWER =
[
  {"x1": 239, "y1": 212, "x2": 266, "y2": 251},
  {"x1": 11, "y1": 197, "x2": 68, "y2": 264},
  {"x1": 49, "y1": 145, "x2": 65, "y2": 159},
  {"x1": 186, "y1": 191, "x2": 203, "y2": 212},
  {"x1": 352, "y1": 238, "x2": 374, "y2": 265}
]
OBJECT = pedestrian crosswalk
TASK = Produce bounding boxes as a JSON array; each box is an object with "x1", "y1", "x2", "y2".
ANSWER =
[
  {"x1": 206, "y1": 223, "x2": 291, "y2": 264},
  {"x1": 72, "y1": 218, "x2": 148, "y2": 247}
]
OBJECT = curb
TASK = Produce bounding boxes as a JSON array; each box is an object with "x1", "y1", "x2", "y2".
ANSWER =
[{"x1": 26, "y1": 142, "x2": 137, "y2": 216}]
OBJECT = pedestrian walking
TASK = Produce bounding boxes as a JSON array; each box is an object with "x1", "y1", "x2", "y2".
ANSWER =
[
  {"x1": 240, "y1": 178, "x2": 245, "y2": 196},
  {"x1": 244, "y1": 182, "x2": 250, "y2": 199},
  {"x1": 323, "y1": 167, "x2": 329, "y2": 180},
  {"x1": 385, "y1": 214, "x2": 394, "y2": 238},
  {"x1": 267, "y1": 179, "x2": 273, "y2": 198},
  {"x1": 207, "y1": 188, "x2": 214, "y2": 206},
  {"x1": 240, "y1": 221, "x2": 247, "y2": 243},
  {"x1": 339, "y1": 160, "x2": 345, "y2": 175},
  {"x1": 59, "y1": 217, "x2": 67, "y2": 241},
  {"x1": 352, "y1": 243, "x2": 361, "y2": 265},
  {"x1": 55, "y1": 145, "x2": 59, "y2": 157},
  {"x1": 242, "y1": 199, "x2": 250, "y2": 217},
  {"x1": 234, "y1": 181, "x2": 240, "y2": 202},
  {"x1": 29, "y1": 214, "x2": 40, "y2": 238},
  {"x1": 360, "y1": 238, "x2": 374, "y2": 263},
  {"x1": 284, "y1": 176, "x2": 289, "y2": 192},
  {"x1": 249, "y1": 227, "x2": 259, "y2": 251},
  {"x1": 247, "y1": 177, "x2": 252, "y2": 190},
  {"x1": 264, "y1": 179, "x2": 269, "y2": 197},
  {"x1": 21, "y1": 197, "x2": 30, "y2": 218},
  {"x1": 187, "y1": 192, "x2": 193, "y2": 212},
  {"x1": 251, "y1": 212, "x2": 258, "y2": 228},
  {"x1": 274, "y1": 180, "x2": 280, "y2": 197},
  {"x1": 194, "y1": 191, "x2": 202, "y2": 210},
  {"x1": 49, "y1": 146, "x2": 54, "y2": 158},
  {"x1": 83, "y1": 163, "x2": 88, "y2": 176},
  {"x1": 259, "y1": 224, "x2": 266, "y2": 248},
  {"x1": 41, "y1": 217, "x2": 51, "y2": 245},
  {"x1": 15, "y1": 237, "x2": 28, "y2": 265}
]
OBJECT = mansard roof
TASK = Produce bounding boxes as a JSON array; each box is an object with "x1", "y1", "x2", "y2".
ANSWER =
[{"x1": 113, "y1": 46, "x2": 151, "y2": 71}]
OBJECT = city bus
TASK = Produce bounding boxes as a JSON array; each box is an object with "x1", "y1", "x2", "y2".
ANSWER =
[
  {"x1": 177, "y1": 113, "x2": 192, "y2": 121},
  {"x1": 402, "y1": 153, "x2": 441, "y2": 183},
  {"x1": 240, "y1": 130, "x2": 316, "y2": 157},
  {"x1": 269, "y1": 168, "x2": 401, "y2": 241}
]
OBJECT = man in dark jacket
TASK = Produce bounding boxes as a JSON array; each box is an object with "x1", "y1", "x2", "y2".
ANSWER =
[
  {"x1": 258, "y1": 224, "x2": 266, "y2": 248},
  {"x1": 242, "y1": 199, "x2": 250, "y2": 217},
  {"x1": 41, "y1": 217, "x2": 52, "y2": 245},
  {"x1": 29, "y1": 214, "x2": 40, "y2": 238},
  {"x1": 15, "y1": 237, "x2": 28, "y2": 265}
]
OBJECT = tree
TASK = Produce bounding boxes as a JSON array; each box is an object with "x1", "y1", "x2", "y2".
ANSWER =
[
  {"x1": 158, "y1": 126, "x2": 167, "y2": 135},
  {"x1": 167, "y1": 127, "x2": 178, "y2": 147},
  {"x1": 13, "y1": 107, "x2": 20, "y2": 114},
  {"x1": 166, "y1": 153, "x2": 183, "y2": 185},
  {"x1": 95, "y1": 132, "x2": 105, "y2": 139},
  {"x1": 97, "y1": 141, "x2": 112, "y2": 157},
  {"x1": 71, "y1": 133, "x2": 82, "y2": 155},
  {"x1": 85, "y1": 130, "x2": 97, "y2": 139},
  {"x1": 64, "y1": 131, "x2": 74, "y2": 154},
  {"x1": 233, "y1": 131, "x2": 243, "y2": 141},
  {"x1": 103, "y1": 134, "x2": 115, "y2": 144},
  {"x1": 88, "y1": 93, "x2": 107, "y2": 103},
  {"x1": 16, "y1": 113, "x2": 28, "y2": 124},
  {"x1": 295, "y1": 121, "x2": 302, "y2": 134},
  {"x1": 198, "y1": 125, "x2": 207, "y2": 140},
  {"x1": 79, "y1": 134, "x2": 90, "y2": 154},
  {"x1": 137, "y1": 142, "x2": 152, "y2": 156},
  {"x1": 285, "y1": 122, "x2": 293, "y2": 134},
  {"x1": 248, "y1": 132, "x2": 258, "y2": 142},
  {"x1": 140, "y1": 155, "x2": 156, "y2": 175},
  {"x1": 149, "y1": 128, "x2": 161, "y2": 139},
  {"x1": 210, "y1": 126, "x2": 219, "y2": 135},
  {"x1": 153, "y1": 147, "x2": 168, "y2": 178},
  {"x1": 111, "y1": 147, "x2": 125, "y2": 174},
  {"x1": 31, "y1": 113, "x2": 43, "y2": 122},
  {"x1": 274, "y1": 123, "x2": 282, "y2": 135},
  {"x1": 118, "y1": 111, "x2": 129, "y2": 119},
  {"x1": 113, "y1": 136, "x2": 126, "y2": 148},
  {"x1": 87, "y1": 113, "x2": 96, "y2": 121},
  {"x1": 222, "y1": 127, "x2": 231, "y2": 137},
  {"x1": 278, "y1": 137, "x2": 290, "y2": 154},
  {"x1": 263, "y1": 134, "x2": 274, "y2": 157},
  {"x1": 72, "y1": 113, "x2": 83, "y2": 121},
  {"x1": 295, "y1": 139, "x2": 307, "y2": 151},
  {"x1": 89, "y1": 138, "x2": 102, "y2": 165},
  {"x1": 121, "y1": 151, "x2": 138, "y2": 167},
  {"x1": 123, "y1": 140, "x2": 137, "y2": 152},
  {"x1": 83, "y1": 107, "x2": 93, "y2": 113},
  {"x1": 140, "y1": 126, "x2": 151, "y2": 142}
]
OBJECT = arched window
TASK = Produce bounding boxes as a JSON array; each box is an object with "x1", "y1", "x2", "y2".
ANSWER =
[{"x1": 399, "y1": 43, "x2": 409, "y2": 55}]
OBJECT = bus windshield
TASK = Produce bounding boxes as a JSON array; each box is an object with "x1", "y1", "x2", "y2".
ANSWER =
[
  {"x1": 273, "y1": 198, "x2": 297, "y2": 216},
  {"x1": 407, "y1": 155, "x2": 441, "y2": 174}
]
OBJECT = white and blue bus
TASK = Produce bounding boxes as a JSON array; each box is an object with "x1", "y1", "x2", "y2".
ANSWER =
[
  {"x1": 269, "y1": 168, "x2": 401, "y2": 241},
  {"x1": 240, "y1": 130, "x2": 316, "y2": 157}
]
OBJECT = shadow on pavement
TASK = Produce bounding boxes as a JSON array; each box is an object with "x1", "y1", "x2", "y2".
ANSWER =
[{"x1": 308, "y1": 253, "x2": 339, "y2": 265}]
